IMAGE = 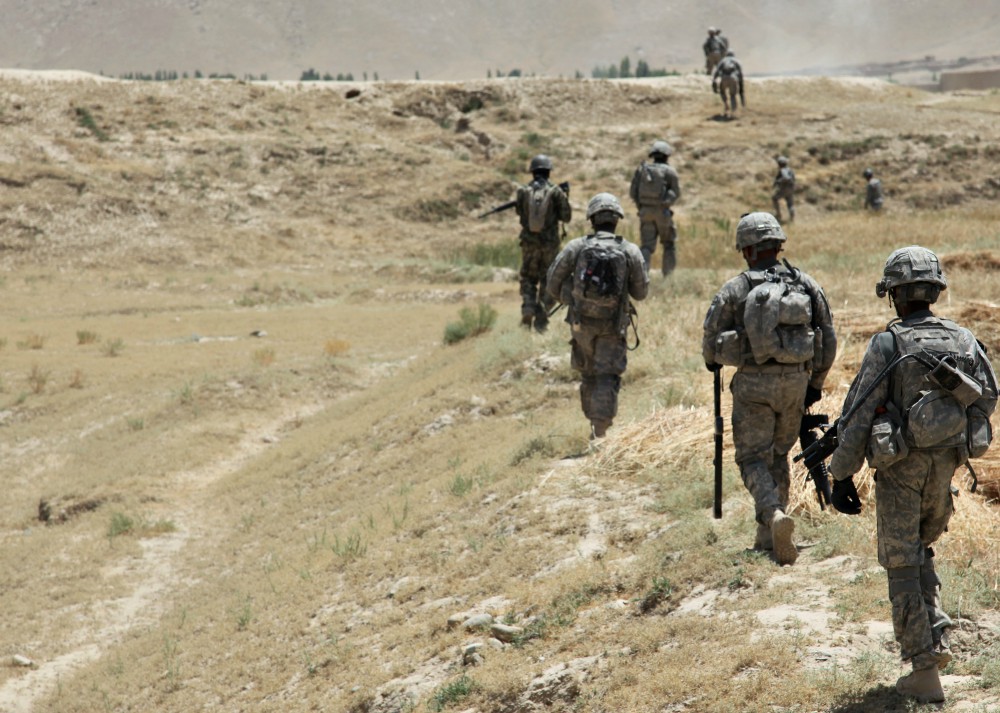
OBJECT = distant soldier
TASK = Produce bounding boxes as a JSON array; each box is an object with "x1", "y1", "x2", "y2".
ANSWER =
[
  {"x1": 515, "y1": 155, "x2": 572, "y2": 332},
  {"x1": 712, "y1": 49, "x2": 744, "y2": 118},
  {"x1": 628, "y1": 140, "x2": 682, "y2": 275},
  {"x1": 716, "y1": 27, "x2": 730, "y2": 53},
  {"x1": 828, "y1": 246, "x2": 997, "y2": 704},
  {"x1": 546, "y1": 193, "x2": 648, "y2": 439},
  {"x1": 703, "y1": 27, "x2": 726, "y2": 75},
  {"x1": 772, "y1": 156, "x2": 796, "y2": 223},
  {"x1": 702, "y1": 212, "x2": 837, "y2": 564},
  {"x1": 863, "y1": 167, "x2": 884, "y2": 211}
]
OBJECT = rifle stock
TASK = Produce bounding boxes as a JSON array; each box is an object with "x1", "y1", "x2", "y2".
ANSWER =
[
  {"x1": 713, "y1": 368, "x2": 723, "y2": 519},
  {"x1": 798, "y1": 414, "x2": 834, "y2": 509}
]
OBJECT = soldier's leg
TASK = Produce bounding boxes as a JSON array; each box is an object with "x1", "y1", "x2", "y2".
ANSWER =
[
  {"x1": 519, "y1": 241, "x2": 541, "y2": 326},
  {"x1": 657, "y1": 211, "x2": 676, "y2": 276},
  {"x1": 919, "y1": 451, "x2": 961, "y2": 665},
  {"x1": 731, "y1": 374, "x2": 782, "y2": 525},
  {"x1": 637, "y1": 209, "x2": 658, "y2": 272},
  {"x1": 770, "y1": 372, "x2": 809, "y2": 511},
  {"x1": 786, "y1": 194, "x2": 795, "y2": 223},
  {"x1": 877, "y1": 454, "x2": 937, "y2": 671},
  {"x1": 920, "y1": 548, "x2": 953, "y2": 666},
  {"x1": 589, "y1": 333, "x2": 628, "y2": 436},
  {"x1": 771, "y1": 191, "x2": 783, "y2": 223},
  {"x1": 533, "y1": 240, "x2": 560, "y2": 332},
  {"x1": 571, "y1": 326, "x2": 598, "y2": 430}
]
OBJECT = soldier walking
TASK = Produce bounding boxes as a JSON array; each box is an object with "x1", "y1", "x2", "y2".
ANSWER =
[
  {"x1": 712, "y1": 50, "x2": 744, "y2": 119},
  {"x1": 515, "y1": 155, "x2": 572, "y2": 332},
  {"x1": 702, "y1": 212, "x2": 837, "y2": 564},
  {"x1": 828, "y1": 246, "x2": 997, "y2": 704},
  {"x1": 628, "y1": 140, "x2": 682, "y2": 275},
  {"x1": 546, "y1": 193, "x2": 648, "y2": 439},
  {"x1": 771, "y1": 156, "x2": 796, "y2": 224},
  {"x1": 703, "y1": 27, "x2": 725, "y2": 75},
  {"x1": 863, "y1": 167, "x2": 884, "y2": 211}
]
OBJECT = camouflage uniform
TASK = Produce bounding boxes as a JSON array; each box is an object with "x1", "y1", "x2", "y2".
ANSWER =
[
  {"x1": 712, "y1": 53, "x2": 744, "y2": 117},
  {"x1": 830, "y1": 311, "x2": 997, "y2": 672},
  {"x1": 628, "y1": 142, "x2": 681, "y2": 275},
  {"x1": 547, "y1": 220, "x2": 648, "y2": 437},
  {"x1": 515, "y1": 176, "x2": 571, "y2": 330},
  {"x1": 865, "y1": 176, "x2": 884, "y2": 211},
  {"x1": 703, "y1": 29, "x2": 725, "y2": 75},
  {"x1": 703, "y1": 262, "x2": 836, "y2": 537},
  {"x1": 771, "y1": 159, "x2": 796, "y2": 223}
]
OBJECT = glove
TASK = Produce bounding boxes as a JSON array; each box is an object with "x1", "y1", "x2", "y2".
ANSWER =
[
  {"x1": 831, "y1": 478, "x2": 862, "y2": 515},
  {"x1": 804, "y1": 385, "x2": 822, "y2": 409},
  {"x1": 712, "y1": 83, "x2": 719, "y2": 94},
  {"x1": 705, "y1": 362, "x2": 721, "y2": 373}
]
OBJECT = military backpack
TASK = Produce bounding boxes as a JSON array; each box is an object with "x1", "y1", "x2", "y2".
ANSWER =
[
  {"x1": 636, "y1": 162, "x2": 668, "y2": 204},
  {"x1": 524, "y1": 180, "x2": 556, "y2": 233},
  {"x1": 741, "y1": 265, "x2": 815, "y2": 365},
  {"x1": 717, "y1": 57, "x2": 739, "y2": 76},
  {"x1": 571, "y1": 235, "x2": 630, "y2": 323}
]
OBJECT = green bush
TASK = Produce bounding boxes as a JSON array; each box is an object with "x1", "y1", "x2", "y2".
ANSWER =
[{"x1": 443, "y1": 303, "x2": 498, "y2": 344}]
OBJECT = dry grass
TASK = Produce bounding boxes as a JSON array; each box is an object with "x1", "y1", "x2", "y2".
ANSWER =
[{"x1": 0, "y1": 73, "x2": 998, "y2": 713}]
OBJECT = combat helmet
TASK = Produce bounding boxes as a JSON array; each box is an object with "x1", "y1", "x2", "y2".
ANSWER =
[
  {"x1": 586, "y1": 192, "x2": 625, "y2": 222},
  {"x1": 875, "y1": 245, "x2": 947, "y2": 304},
  {"x1": 649, "y1": 140, "x2": 673, "y2": 158},
  {"x1": 725, "y1": 49, "x2": 735, "y2": 57},
  {"x1": 735, "y1": 211, "x2": 786, "y2": 252},
  {"x1": 862, "y1": 167, "x2": 874, "y2": 179},
  {"x1": 707, "y1": 26, "x2": 717, "y2": 34},
  {"x1": 529, "y1": 155, "x2": 553, "y2": 174},
  {"x1": 776, "y1": 156, "x2": 789, "y2": 166}
]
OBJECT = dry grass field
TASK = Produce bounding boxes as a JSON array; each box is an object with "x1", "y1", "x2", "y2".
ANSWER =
[{"x1": 0, "y1": 71, "x2": 999, "y2": 713}]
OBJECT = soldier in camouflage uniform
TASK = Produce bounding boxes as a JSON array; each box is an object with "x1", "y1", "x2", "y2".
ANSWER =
[
  {"x1": 712, "y1": 50, "x2": 744, "y2": 119},
  {"x1": 771, "y1": 156, "x2": 796, "y2": 224},
  {"x1": 863, "y1": 167, "x2": 884, "y2": 211},
  {"x1": 629, "y1": 140, "x2": 682, "y2": 275},
  {"x1": 703, "y1": 27, "x2": 725, "y2": 75},
  {"x1": 546, "y1": 193, "x2": 648, "y2": 438},
  {"x1": 828, "y1": 246, "x2": 997, "y2": 704},
  {"x1": 515, "y1": 155, "x2": 572, "y2": 333},
  {"x1": 702, "y1": 212, "x2": 837, "y2": 565}
]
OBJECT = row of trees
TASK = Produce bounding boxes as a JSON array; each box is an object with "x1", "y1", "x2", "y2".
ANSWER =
[
  {"x1": 591, "y1": 56, "x2": 677, "y2": 79},
  {"x1": 300, "y1": 69, "x2": 380, "y2": 82},
  {"x1": 115, "y1": 70, "x2": 267, "y2": 81}
]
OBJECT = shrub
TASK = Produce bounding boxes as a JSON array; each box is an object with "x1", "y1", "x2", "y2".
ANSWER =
[{"x1": 443, "y1": 303, "x2": 498, "y2": 344}]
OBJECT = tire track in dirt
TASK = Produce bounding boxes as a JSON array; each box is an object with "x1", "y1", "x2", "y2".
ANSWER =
[{"x1": 0, "y1": 402, "x2": 324, "y2": 713}]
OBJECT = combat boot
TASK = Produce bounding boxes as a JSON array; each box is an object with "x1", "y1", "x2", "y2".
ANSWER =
[
  {"x1": 896, "y1": 665, "x2": 944, "y2": 703},
  {"x1": 533, "y1": 315, "x2": 548, "y2": 334},
  {"x1": 753, "y1": 522, "x2": 772, "y2": 551},
  {"x1": 521, "y1": 314, "x2": 533, "y2": 329},
  {"x1": 769, "y1": 511, "x2": 797, "y2": 565}
]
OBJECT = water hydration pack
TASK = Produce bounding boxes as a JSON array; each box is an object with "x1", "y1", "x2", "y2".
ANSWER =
[
  {"x1": 571, "y1": 235, "x2": 629, "y2": 323},
  {"x1": 742, "y1": 265, "x2": 815, "y2": 365},
  {"x1": 718, "y1": 57, "x2": 739, "y2": 76},
  {"x1": 637, "y1": 162, "x2": 668, "y2": 203},
  {"x1": 525, "y1": 180, "x2": 556, "y2": 233}
]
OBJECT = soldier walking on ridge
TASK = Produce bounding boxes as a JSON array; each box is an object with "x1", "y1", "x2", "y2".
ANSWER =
[
  {"x1": 546, "y1": 193, "x2": 648, "y2": 439},
  {"x1": 712, "y1": 50, "x2": 744, "y2": 119},
  {"x1": 629, "y1": 140, "x2": 682, "y2": 275},
  {"x1": 703, "y1": 27, "x2": 725, "y2": 75},
  {"x1": 828, "y1": 246, "x2": 997, "y2": 704},
  {"x1": 772, "y1": 156, "x2": 796, "y2": 224},
  {"x1": 702, "y1": 212, "x2": 837, "y2": 565},
  {"x1": 515, "y1": 155, "x2": 571, "y2": 332},
  {"x1": 863, "y1": 167, "x2": 884, "y2": 211}
]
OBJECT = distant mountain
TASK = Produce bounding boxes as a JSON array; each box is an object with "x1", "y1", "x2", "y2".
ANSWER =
[{"x1": 1, "y1": 0, "x2": 999, "y2": 81}]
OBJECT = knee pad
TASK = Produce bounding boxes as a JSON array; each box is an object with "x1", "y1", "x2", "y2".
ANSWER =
[{"x1": 888, "y1": 566, "x2": 922, "y2": 599}]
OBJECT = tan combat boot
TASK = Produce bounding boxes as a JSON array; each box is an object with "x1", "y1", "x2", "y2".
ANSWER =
[
  {"x1": 896, "y1": 665, "x2": 944, "y2": 703},
  {"x1": 753, "y1": 522, "x2": 772, "y2": 551},
  {"x1": 769, "y1": 511, "x2": 797, "y2": 565}
]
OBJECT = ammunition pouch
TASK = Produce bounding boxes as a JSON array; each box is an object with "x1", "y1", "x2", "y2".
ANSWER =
[{"x1": 867, "y1": 402, "x2": 909, "y2": 470}]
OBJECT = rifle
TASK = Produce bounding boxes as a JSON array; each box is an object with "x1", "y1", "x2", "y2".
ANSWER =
[
  {"x1": 713, "y1": 367, "x2": 723, "y2": 519},
  {"x1": 798, "y1": 413, "x2": 834, "y2": 509},
  {"x1": 477, "y1": 181, "x2": 570, "y2": 219},
  {"x1": 739, "y1": 81, "x2": 746, "y2": 108}
]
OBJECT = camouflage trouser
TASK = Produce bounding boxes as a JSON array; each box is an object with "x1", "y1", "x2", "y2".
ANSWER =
[
  {"x1": 706, "y1": 52, "x2": 722, "y2": 75},
  {"x1": 719, "y1": 76, "x2": 739, "y2": 113},
  {"x1": 570, "y1": 318, "x2": 627, "y2": 434},
  {"x1": 730, "y1": 369, "x2": 809, "y2": 526},
  {"x1": 637, "y1": 205, "x2": 677, "y2": 275},
  {"x1": 771, "y1": 187, "x2": 795, "y2": 222},
  {"x1": 876, "y1": 449, "x2": 960, "y2": 669},
  {"x1": 519, "y1": 236, "x2": 560, "y2": 324}
]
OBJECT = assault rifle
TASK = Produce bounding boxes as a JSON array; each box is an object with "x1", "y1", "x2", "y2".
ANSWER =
[
  {"x1": 797, "y1": 414, "x2": 836, "y2": 508},
  {"x1": 713, "y1": 367, "x2": 723, "y2": 519},
  {"x1": 477, "y1": 181, "x2": 570, "y2": 219}
]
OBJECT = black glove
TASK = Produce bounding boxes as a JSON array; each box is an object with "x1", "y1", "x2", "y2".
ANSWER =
[
  {"x1": 705, "y1": 362, "x2": 721, "y2": 373},
  {"x1": 804, "y1": 385, "x2": 822, "y2": 409},
  {"x1": 831, "y1": 478, "x2": 862, "y2": 515}
]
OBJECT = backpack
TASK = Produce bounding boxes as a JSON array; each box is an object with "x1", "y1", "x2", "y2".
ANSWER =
[
  {"x1": 571, "y1": 236, "x2": 630, "y2": 322},
  {"x1": 776, "y1": 167, "x2": 795, "y2": 188},
  {"x1": 742, "y1": 265, "x2": 815, "y2": 365},
  {"x1": 718, "y1": 58, "x2": 739, "y2": 76},
  {"x1": 706, "y1": 36, "x2": 724, "y2": 54},
  {"x1": 637, "y1": 163, "x2": 667, "y2": 203},
  {"x1": 525, "y1": 181, "x2": 555, "y2": 233},
  {"x1": 885, "y1": 319, "x2": 990, "y2": 452}
]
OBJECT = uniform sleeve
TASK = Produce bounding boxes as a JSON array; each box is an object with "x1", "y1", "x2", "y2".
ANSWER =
[
  {"x1": 545, "y1": 240, "x2": 579, "y2": 303},
  {"x1": 829, "y1": 334, "x2": 890, "y2": 480},
  {"x1": 627, "y1": 245, "x2": 649, "y2": 301},
  {"x1": 515, "y1": 185, "x2": 527, "y2": 219},
  {"x1": 702, "y1": 285, "x2": 737, "y2": 365},
  {"x1": 554, "y1": 185, "x2": 571, "y2": 223},
  {"x1": 629, "y1": 167, "x2": 641, "y2": 206},
  {"x1": 808, "y1": 281, "x2": 837, "y2": 390},
  {"x1": 665, "y1": 167, "x2": 680, "y2": 205}
]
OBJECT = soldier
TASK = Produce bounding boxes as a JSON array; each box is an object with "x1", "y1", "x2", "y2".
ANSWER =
[
  {"x1": 863, "y1": 167, "x2": 884, "y2": 211},
  {"x1": 712, "y1": 49, "x2": 744, "y2": 119},
  {"x1": 546, "y1": 193, "x2": 648, "y2": 439},
  {"x1": 828, "y1": 246, "x2": 997, "y2": 704},
  {"x1": 628, "y1": 140, "x2": 682, "y2": 275},
  {"x1": 716, "y1": 27, "x2": 730, "y2": 53},
  {"x1": 515, "y1": 154, "x2": 572, "y2": 333},
  {"x1": 771, "y1": 156, "x2": 796, "y2": 224},
  {"x1": 702, "y1": 212, "x2": 837, "y2": 565},
  {"x1": 703, "y1": 27, "x2": 725, "y2": 75}
]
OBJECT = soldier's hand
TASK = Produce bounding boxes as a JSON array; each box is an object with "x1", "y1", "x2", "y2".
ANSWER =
[
  {"x1": 705, "y1": 362, "x2": 721, "y2": 373},
  {"x1": 712, "y1": 83, "x2": 719, "y2": 94},
  {"x1": 831, "y1": 477, "x2": 862, "y2": 515},
  {"x1": 804, "y1": 385, "x2": 822, "y2": 409}
]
